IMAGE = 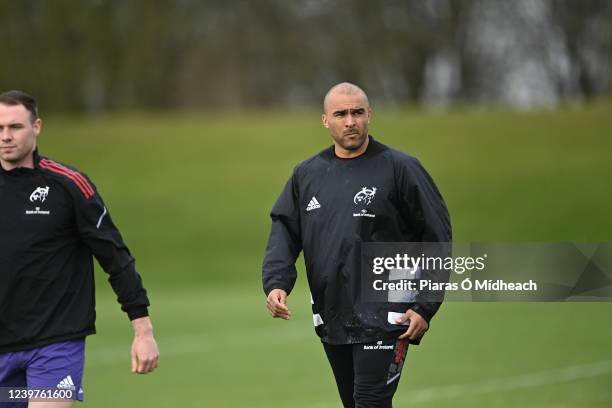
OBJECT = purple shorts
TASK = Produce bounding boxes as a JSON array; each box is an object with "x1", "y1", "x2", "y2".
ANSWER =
[{"x1": 0, "y1": 339, "x2": 85, "y2": 407}]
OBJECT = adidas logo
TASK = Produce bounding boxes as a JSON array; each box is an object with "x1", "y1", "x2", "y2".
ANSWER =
[
  {"x1": 306, "y1": 197, "x2": 321, "y2": 212},
  {"x1": 57, "y1": 375, "x2": 76, "y2": 391}
]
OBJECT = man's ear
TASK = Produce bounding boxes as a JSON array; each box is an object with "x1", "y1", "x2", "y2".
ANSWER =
[
  {"x1": 33, "y1": 118, "x2": 42, "y2": 136},
  {"x1": 322, "y1": 113, "x2": 329, "y2": 128}
]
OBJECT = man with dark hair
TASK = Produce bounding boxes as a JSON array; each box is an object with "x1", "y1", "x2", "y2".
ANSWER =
[
  {"x1": 0, "y1": 90, "x2": 159, "y2": 408},
  {"x1": 0, "y1": 91, "x2": 38, "y2": 120},
  {"x1": 262, "y1": 83, "x2": 451, "y2": 407}
]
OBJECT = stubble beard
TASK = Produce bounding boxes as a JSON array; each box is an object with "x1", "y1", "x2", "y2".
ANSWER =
[
  {"x1": 0, "y1": 144, "x2": 33, "y2": 167},
  {"x1": 337, "y1": 131, "x2": 368, "y2": 151}
]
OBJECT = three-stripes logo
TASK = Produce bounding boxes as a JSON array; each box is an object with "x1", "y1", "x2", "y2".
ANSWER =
[
  {"x1": 56, "y1": 375, "x2": 76, "y2": 391},
  {"x1": 39, "y1": 159, "x2": 95, "y2": 199},
  {"x1": 306, "y1": 197, "x2": 321, "y2": 212}
]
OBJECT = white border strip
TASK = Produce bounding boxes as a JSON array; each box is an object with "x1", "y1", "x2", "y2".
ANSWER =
[
  {"x1": 409, "y1": 359, "x2": 612, "y2": 403},
  {"x1": 96, "y1": 206, "x2": 108, "y2": 229}
]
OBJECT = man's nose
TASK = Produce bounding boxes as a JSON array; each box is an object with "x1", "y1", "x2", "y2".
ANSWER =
[
  {"x1": 345, "y1": 114, "x2": 356, "y2": 127},
  {"x1": 0, "y1": 129, "x2": 12, "y2": 141}
]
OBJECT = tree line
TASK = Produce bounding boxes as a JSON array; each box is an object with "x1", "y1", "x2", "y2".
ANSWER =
[{"x1": 2, "y1": 0, "x2": 610, "y2": 111}]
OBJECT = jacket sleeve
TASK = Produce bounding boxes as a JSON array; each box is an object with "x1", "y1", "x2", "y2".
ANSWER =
[
  {"x1": 71, "y1": 175, "x2": 150, "y2": 321},
  {"x1": 396, "y1": 156, "x2": 452, "y2": 323},
  {"x1": 262, "y1": 170, "x2": 302, "y2": 296}
]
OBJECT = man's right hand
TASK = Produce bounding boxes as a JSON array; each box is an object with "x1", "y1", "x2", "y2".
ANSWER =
[{"x1": 266, "y1": 289, "x2": 292, "y2": 320}]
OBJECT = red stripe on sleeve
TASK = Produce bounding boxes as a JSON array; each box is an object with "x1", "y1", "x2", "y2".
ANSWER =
[
  {"x1": 39, "y1": 159, "x2": 96, "y2": 198},
  {"x1": 40, "y1": 159, "x2": 96, "y2": 197}
]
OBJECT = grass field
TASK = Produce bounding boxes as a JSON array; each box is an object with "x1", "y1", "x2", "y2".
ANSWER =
[{"x1": 38, "y1": 101, "x2": 612, "y2": 407}]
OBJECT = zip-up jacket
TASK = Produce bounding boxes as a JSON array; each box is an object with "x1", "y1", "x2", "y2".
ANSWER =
[
  {"x1": 262, "y1": 137, "x2": 451, "y2": 345},
  {"x1": 0, "y1": 150, "x2": 149, "y2": 353}
]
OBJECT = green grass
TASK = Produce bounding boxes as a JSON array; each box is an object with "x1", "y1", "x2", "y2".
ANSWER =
[
  {"x1": 37, "y1": 101, "x2": 612, "y2": 407},
  {"x1": 87, "y1": 289, "x2": 612, "y2": 408}
]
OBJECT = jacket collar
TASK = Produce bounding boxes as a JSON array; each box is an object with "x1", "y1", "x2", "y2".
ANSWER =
[
  {"x1": 328, "y1": 135, "x2": 383, "y2": 161},
  {"x1": 33, "y1": 148, "x2": 42, "y2": 167}
]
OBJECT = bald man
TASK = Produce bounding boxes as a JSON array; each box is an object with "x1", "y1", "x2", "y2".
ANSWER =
[{"x1": 262, "y1": 83, "x2": 451, "y2": 407}]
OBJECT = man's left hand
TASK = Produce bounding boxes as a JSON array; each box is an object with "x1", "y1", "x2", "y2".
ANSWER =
[{"x1": 396, "y1": 309, "x2": 429, "y2": 341}]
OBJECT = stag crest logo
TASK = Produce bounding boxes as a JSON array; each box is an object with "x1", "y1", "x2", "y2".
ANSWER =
[
  {"x1": 353, "y1": 187, "x2": 377, "y2": 206},
  {"x1": 30, "y1": 186, "x2": 50, "y2": 203}
]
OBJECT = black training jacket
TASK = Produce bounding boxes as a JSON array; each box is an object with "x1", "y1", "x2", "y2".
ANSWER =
[
  {"x1": 0, "y1": 150, "x2": 149, "y2": 353},
  {"x1": 262, "y1": 137, "x2": 451, "y2": 345}
]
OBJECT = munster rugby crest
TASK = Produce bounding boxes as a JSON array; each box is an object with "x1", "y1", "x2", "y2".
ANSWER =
[
  {"x1": 353, "y1": 187, "x2": 377, "y2": 206},
  {"x1": 30, "y1": 186, "x2": 50, "y2": 203}
]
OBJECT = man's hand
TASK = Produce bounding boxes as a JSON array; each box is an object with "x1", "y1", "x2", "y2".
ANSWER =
[
  {"x1": 396, "y1": 309, "x2": 429, "y2": 341},
  {"x1": 266, "y1": 289, "x2": 291, "y2": 320},
  {"x1": 131, "y1": 317, "x2": 160, "y2": 374}
]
